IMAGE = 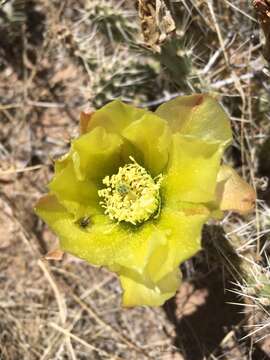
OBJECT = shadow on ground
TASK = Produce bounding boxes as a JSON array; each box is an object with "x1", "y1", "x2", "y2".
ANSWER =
[
  {"x1": 0, "y1": 1, "x2": 45, "y2": 76},
  {"x1": 163, "y1": 226, "x2": 270, "y2": 360},
  {"x1": 258, "y1": 136, "x2": 270, "y2": 205},
  {"x1": 164, "y1": 269, "x2": 270, "y2": 360}
]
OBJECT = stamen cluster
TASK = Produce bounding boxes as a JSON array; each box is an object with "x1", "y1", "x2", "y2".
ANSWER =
[{"x1": 98, "y1": 158, "x2": 162, "y2": 225}]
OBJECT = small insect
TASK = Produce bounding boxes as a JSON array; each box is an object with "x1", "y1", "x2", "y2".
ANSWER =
[{"x1": 76, "y1": 216, "x2": 91, "y2": 229}]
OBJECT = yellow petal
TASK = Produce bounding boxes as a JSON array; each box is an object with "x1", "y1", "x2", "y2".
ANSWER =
[
  {"x1": 154, "y1": 204, "x2": 209, "y2": 281},
  {"x1": 35, "y1": 194, "x2": 165, "y2": 272},
  {"x1": 49, "y1": 161, "x2": 99, "y2": 218},
  {"x1": 156, "y1": 93, "x2": 232, "y2": 147},
  {"x1": 216, "y1": 165, "x2": 256, "y2": 214},
  {"x1": 118, "y1": 203, "x2": 209, "y2": 307},
  {"x1": 122, "y1": 112, "x2": 172, "y2": 176},
  {"x1": 120, "y1": 267, "x2": 181, "y2": 307},
  {"x1": 87, "y1": 100, "x2": 146, "y2": 134},
  {"x1": 164, "y1": 134, "x2": 222, "y2": 204},
  {"x1": 72, "y1": 126, "x2": 123, "y2": 181}
]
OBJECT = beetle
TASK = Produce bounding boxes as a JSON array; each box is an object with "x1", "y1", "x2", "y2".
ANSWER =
[{"x1": 76, "y1": 216, "x2": 91, "y2": 229}]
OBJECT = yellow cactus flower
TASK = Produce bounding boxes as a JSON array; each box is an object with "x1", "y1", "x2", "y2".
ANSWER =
[{"x1": 35, "y1": 94, "x2": 255, "y2": 307}]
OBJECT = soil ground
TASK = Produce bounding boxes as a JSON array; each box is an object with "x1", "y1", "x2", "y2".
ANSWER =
[{"x1": 1, "y1": 1, "x2": 270, "y2": 359}]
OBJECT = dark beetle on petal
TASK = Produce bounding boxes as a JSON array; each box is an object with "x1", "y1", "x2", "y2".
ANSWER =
[{"x1": 76, "y1": 216, "x2": 91, "y2": 229}]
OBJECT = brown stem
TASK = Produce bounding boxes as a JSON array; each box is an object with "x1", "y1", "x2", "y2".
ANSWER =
[{"x1": 253, "y1": 0, "x2": 270, "y2": 61}]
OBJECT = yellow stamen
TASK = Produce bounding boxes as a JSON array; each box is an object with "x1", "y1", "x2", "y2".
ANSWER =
[{"x1": 98, "y1": 157, "x2": 162, "y2": 225}]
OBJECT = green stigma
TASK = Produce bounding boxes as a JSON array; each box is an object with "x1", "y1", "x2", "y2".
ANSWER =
[{"x1": 98, "y1": 157, "x2": 163, "y2": 225}]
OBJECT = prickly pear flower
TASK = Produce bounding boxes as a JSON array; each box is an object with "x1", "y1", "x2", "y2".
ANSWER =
[{"x1": 35, "y1": 94, "x2": 255, "y2": 307}]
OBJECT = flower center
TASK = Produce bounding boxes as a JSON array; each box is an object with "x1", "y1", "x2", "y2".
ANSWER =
[{"x1": 98, "y1": 157, "x2": 162, "y2": 225}]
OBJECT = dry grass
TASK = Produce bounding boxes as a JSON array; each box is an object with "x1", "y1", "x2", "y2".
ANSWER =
[{"x1": 0, "y1": 0, "x2": 270, "y2": 359}]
